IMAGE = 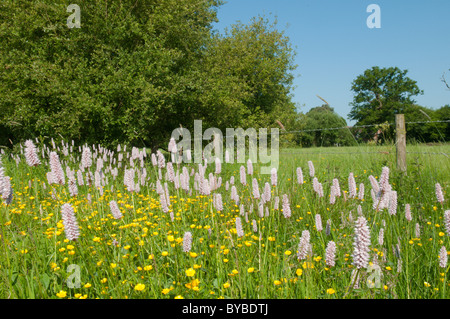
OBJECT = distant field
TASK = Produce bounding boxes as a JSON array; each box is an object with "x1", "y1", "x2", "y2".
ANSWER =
[{"x1": 0, "y1": 142, "x2": 448, "y2": 299}]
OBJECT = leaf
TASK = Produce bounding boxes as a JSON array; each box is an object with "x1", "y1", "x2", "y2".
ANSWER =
[
  {"x1": 212, "y1": 278, "x2": 219, "y2": 289},
  {"x1": 40, "y1": 273, "x2": 51, "y2": 290},
  {"x1": 10, "y1": 272, "x2": 18, "y2": 286}
]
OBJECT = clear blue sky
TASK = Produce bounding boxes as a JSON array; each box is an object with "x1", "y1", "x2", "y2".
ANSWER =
[{"x1": 212, "y1": 0, "x2": 450, "y2": 124}]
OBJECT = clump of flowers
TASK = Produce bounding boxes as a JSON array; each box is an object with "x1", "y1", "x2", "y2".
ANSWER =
[
  {"x1": 308, "y1": 161, "x2": 315, "y2": 177},
  {"x1": 315, "y1": 214, "x2": 323, "y2": 232},
  {"x1": 271, "y1": 168, "x2": 277, "y2": 187},
  {"x1": 24, "y1": 140, "x2": 41, "y2": 167},
  {"x1": 348, "y1": 173, "x2": 357, "y2": 198},
  {"x1": 109, "y1": 200, "x2": 123, "y2": 219},
  {"x1": 325, "y1": 241, "x2": 336, "y2": 267},
  {"x1": 444, "y1": 210, "x2": 450, "y2": 236},
  {"x1": 61, "y1": 203, "x2": 80, "y2": 241},
  {"x1": 296, "y1": 167, "x2": 303, "y2": 185},
  {"x1": 352, "y1": 216, "x2": 371, "y2": 269},
  {"x1": 436, "y1": 183, "x2": 444, "y2": 204},
  {"x1": 297, "y1": 230, "x2": 311, "y2": 261},
  {"x1": 282, "y1": 194, "x2": 291, "y2": 218},
  {"x1": 183, "y1": 232, "x2": 193, "y2": 253},
  {"x1": 235, "y1": 217, "x2": 244, "y2": 238},
  {"x1": 439, "y1": 246, "x2": 448, "y2": 268},
  {"x1": 50, "y1": 152, "x2": 65, "y2": 185},
  {"x1": 405, "y1": 204, "x2": 412, "y2": 222}
]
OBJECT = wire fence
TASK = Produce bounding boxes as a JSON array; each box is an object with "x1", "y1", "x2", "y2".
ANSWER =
[
  {"x1": 196, "y1": 118, "x2": 449, "y2": 158},
  {"x1": 276, "y1": 119, "x2": 450, "y2": 136},
  {"x1": 279, "y1": 150, "x2": 449, "y2": 157},
  {"x1": 184, "y1": 119, "x2": 450, "y2": 140}
]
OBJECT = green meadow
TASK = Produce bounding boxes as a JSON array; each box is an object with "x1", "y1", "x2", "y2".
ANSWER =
[{"x1": 0, "y1": 142, "x2": 449, "y2": 299}]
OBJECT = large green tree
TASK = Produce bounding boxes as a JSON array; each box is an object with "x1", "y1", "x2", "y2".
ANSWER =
[
  {"x1": 0, "y1": 1, "x2": 297, "y2": 150},
  {"x1": 348, "y1": 66, "x2": 423, "y2": 140},
  {"x1": 206, "y1": 17, "x2": 297, "y2": 129},
  {"x1": 1, "y1": 0, "x2": 223, "y2": 149}
]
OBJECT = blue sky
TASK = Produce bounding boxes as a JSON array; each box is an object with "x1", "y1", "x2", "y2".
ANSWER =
[{"x1": 212, "y1": 0, "x2": 450, "y2": 124}]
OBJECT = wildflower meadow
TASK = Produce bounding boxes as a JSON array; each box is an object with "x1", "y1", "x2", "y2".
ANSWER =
[{"x1": 0, "y1": 139, "x2": 449, "y2": 299}]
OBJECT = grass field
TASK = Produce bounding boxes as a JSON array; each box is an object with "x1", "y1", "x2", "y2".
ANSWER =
[{"x1": 0, "y1": 141, "x2": 449, "y2": 299}]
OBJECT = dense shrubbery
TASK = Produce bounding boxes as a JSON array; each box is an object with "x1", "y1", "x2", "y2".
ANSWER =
[{"x1": 0, "y1": 0, "x2": 297, "y2": 150}]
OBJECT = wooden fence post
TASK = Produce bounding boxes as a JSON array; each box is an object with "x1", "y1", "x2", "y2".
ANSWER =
[{"x1": 395, "y1": 114, "x2": 407, "y2": 173}]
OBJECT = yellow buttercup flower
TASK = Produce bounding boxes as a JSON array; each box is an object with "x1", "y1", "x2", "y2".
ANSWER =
[
  {"x1": 134, "y1": 283, "x2": 145, "y2": 291},
  {"x1": 185, "y1": 279, "x2": 200, "y2": 289},
  {"x1": 326, "y1": 288, "x2": 335, "y2": 295},
  {"x1": 162, "y1": 288, "x2": 171, "y2": 295},
  {"x1": 186, "y1": 268, "x2": 196, "y2": 277},
  {"x1": 56, "y1": 290, "x2": 67, "y2": 298}
]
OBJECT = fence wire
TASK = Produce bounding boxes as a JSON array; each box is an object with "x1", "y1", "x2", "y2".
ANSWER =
[
  {"x1": 277, "y1": 119, "x2": 450, "y2": 136},
  {"x1": 183, "y1": 119, "x2": 450, "y2": 140}
]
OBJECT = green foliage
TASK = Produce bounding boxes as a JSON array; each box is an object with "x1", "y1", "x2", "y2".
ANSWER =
[
  {"x1": 0, "y1": 1, "x2": 297, "y2": 150},
  {"x1": 435, "y1": 105, "x2": 450, "y2": 139},
  {"x1": 295, "y1": 105, "x2": 356, "y2": 147},
  {"x1": 348, "y1": 66, "x2": 423, "y2": 141},
  {"x1": 403, "y1": 104, "x2": 448, "y2": 143}
]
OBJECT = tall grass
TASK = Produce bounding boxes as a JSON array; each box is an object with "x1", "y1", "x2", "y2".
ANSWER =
[{"x1": 0, "y1": 141, "x2": 448, "y2": 299}]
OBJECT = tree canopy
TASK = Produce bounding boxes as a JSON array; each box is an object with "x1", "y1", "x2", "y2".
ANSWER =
[
  {"x1": 348, "y1": 66, "x2": 425, "y2": 141},
  {"x1": 0, "y1": 0, "x2": 297, "y2": 150},
  {"x1": 296, "y1": 105, "x2": 356, "y2": 147}
]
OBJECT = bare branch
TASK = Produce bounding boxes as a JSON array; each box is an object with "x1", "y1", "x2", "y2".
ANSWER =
[
  {"x1": 442, "y1": 71, "x2": 450, "y2": 90},
  {"x1": 316, "y1": 94, "x2": 329, "y2": 106}
]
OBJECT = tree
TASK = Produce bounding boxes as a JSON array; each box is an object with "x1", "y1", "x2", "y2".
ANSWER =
[
  {"x1": 403, "y1": 104, "x2": 447, "y2": 143},
  {"x1": 0, "y1": 1, "x2": 298, "y2": 150},
  {"x1": 435, "y1": 105, "x2": 450, "y2": 140},
  {"x1": 348, "y1": 66, "x2": 423, "y2": 141},
  {"x1": 297, "y1": 105, "x2": 356, "y2": 147},
  {"x1": 1, "y1": 0, "x2": 224, "y2": 149},
  {"x1": 201, "y1": 16, "x2": 298, "y2": 131}
]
